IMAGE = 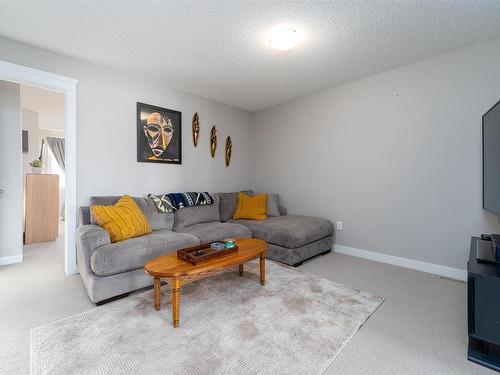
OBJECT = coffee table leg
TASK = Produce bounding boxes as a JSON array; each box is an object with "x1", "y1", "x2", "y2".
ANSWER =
[
  {"x1": 153, "y1": 277, "x2": 161, "y2": 311},
  {"x1": 171, "y1": 278, "x2": 181, "y2": 328},
  {"x1": 260, "y1": 254, "x2": 265, "y2": 286},
  {"x1": 239, "y1": 264, "x2": 243, "y2": 276}
]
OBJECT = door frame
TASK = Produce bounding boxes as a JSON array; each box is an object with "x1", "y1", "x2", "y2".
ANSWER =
[{"x1": 0, "y1": 60, "x2": 78, "y2": 275}]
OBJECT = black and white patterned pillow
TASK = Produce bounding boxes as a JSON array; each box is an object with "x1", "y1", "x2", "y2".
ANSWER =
[{"x1": 148, "y1": 194, "x2": 176, "y2": 213}]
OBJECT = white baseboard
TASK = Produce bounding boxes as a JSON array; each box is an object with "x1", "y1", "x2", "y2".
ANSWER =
[
  {"x1": 334, "y1": 244, "x2": 467, "y2": 281},
  {"x1": 0, "y1": 254, "x2": 23, "y2": 266}
]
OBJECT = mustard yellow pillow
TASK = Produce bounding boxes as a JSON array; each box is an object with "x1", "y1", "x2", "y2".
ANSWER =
[
  {"x1": 91, "y1": 195, "x2": 152, "y2": 243},
  {"x1": 233, "y1": 192, "x2": 267, "y2": 220}
]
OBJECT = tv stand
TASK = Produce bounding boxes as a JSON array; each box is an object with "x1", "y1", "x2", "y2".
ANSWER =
[{"x1": 468, "y1": 237, "x2": 500, "y2": 371}]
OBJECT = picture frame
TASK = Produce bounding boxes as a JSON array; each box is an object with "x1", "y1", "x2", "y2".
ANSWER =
[
  {"x1": 137, "y1": 102, "x2": 182, "y2": 164},
  {"x1": 22, "y1": 130, "x2": 29, "y2": 154}
]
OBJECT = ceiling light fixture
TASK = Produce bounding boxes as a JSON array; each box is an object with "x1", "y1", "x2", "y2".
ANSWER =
[{"x1": 267, "y1": 25, "x2": 303, "y2": 51}]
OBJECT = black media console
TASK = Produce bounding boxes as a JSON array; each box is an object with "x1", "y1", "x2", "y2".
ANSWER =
[{"x1": 468, "y1": 237, "x2": 500, "y2": 371}]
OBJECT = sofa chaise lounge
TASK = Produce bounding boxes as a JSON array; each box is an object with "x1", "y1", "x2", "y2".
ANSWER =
[{"x1": 76, "y1": 192, "x2": 334, "y2": 304}]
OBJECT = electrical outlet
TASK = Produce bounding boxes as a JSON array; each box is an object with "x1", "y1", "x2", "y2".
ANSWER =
[{"x1": 336, "y1": 221, "x2": 343, "y2": 230}]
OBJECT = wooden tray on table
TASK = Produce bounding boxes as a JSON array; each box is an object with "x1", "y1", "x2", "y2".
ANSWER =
[{"x1": 177, "y1": 242, "x2": 238, "y2": 265}]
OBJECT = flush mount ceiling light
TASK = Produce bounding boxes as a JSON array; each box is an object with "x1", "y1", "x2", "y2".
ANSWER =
[{"x1": 267, "y1": 25, "x2": 303, "y2": 51}]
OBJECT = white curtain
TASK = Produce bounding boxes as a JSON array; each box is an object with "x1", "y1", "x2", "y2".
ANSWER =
[
  {"x1": 46, "y1": 137, "x2": 65, "y2": 170},
  {"x1": 41, "y1": 138, "x2": 66, "y2": 220},
  {"x1": 41, "y1": 140, "x2": 51, "y2": 174}
]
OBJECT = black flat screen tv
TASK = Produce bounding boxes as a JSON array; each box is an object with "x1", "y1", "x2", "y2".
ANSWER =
[{"x1": 483, "y1": 99, "x2": 500, "y2": 215}]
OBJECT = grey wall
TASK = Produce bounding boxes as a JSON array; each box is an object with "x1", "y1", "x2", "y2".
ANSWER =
[
  {"x1": 252, "y1": 37, "x2": 500, "y2": 270},
  {"x1": 0, "y1": 80, "x2": 22, "y2": 260},
  {"x1": 3, "y1": 34, "x2": 500, "y2": 271},
  {"x1": 0, "y1": 36, "x2": 254, "y2": 208}
]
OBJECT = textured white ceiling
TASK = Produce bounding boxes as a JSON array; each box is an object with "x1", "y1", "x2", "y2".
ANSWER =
[{"x1": 1, "y1": 1, "x2": 500, "y2": 112}]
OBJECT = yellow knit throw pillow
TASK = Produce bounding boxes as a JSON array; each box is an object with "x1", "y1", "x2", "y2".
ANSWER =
[
  {"x1": 91, "y1": 195, "x2": 152, "y2": 243},
  {"x1": 233, "y1": 192, "x2": 268, "y2": 220}
]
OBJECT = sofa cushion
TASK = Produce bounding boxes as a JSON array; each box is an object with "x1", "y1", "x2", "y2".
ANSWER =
[
  {"x1": 90, "y1": 230, "x2": 199, "y2": 276},
  {"x1": 173, "y1": 193, "x2": 220, "y2": 231},
  {"x1": 89, "y1": 196, "x2": 173, "y2": 231},
  {"x1": 90, "y1": 196, "x2": 128, "y2": 224},
  {"x1": 142, "y1": 198, "x2": 175, "y2": 231},
  {"x1": 91, "y1": 195, "x2": 152, "y2": 243},
  {"x1": 148, "y1": 194, "x2": 176, "y2": 213},
  {"x1": 231, "y1": 215, "x2": 334, "y2": 249},
  {"x1": 218, "y1": 190, "x2": 254, "y2": 222},
  {"x1": 266, "y1": 194, "x2": 281, "y2": 217},
  {"x1": 179, "y1": 221, "x2": 252, "y2": 244},
  {"x1": 233, "y1": 192, "x2": 267, "y2": 220}
]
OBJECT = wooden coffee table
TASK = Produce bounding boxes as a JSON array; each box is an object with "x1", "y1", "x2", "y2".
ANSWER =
[{"x1": 144, "y1": 238, "x2": 267, "y2": 327}]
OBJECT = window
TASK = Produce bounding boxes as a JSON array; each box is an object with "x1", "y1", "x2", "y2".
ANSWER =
[{"x1": 44, "y1": 143, "x2": 65, "y2": 189}]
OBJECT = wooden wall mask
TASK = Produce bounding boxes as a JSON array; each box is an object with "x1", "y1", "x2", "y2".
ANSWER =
[
  {"x1": 192, "y1": 112, "x2": 200, "y2": 147},
  {"x1": 210, "y1": 126, "x2": 217, "y2": 158},
  {"x1": 225, "y1": 136, "x2": 232, "y2": 167}
]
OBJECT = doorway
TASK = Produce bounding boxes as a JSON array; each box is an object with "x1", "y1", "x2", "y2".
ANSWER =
[
  {"x1": 0, "y1": 61, "x2": 77, "y2": 275},
  {"x1": 21, "y1": 84, "x2": 66, "y2": 267}
]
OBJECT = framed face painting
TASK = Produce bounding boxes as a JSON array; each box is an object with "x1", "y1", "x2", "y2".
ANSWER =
[{"x1": 137, "y1": 102, "x2": 182, "y2": 164}]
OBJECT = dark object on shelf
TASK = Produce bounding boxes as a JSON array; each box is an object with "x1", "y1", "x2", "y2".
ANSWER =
[
  {"x1": 22, "y1": 130, "x2": 28, "y2": 153},
  {"x1": 468, "y1": 237, "x2": 500, "y2": 371},
  {"x1": 477, "y1": 234, "x2": 500, "y2": 264},
  {"x1": 177, "y1": 242, "x2": 238, "y2": 265},
  {"x1": 481, "y1": 234, "x2": 492, "y2": 241}
]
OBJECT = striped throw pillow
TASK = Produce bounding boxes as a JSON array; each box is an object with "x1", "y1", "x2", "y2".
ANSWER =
[{"x1": 233, "y1": 192, "x2": 268, "y2": 220}]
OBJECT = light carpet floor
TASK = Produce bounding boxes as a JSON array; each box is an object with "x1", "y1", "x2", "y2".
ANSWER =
[
  {"x1": 0, "y1": 234, "x2": 495, "y2": 374},
  {"x1": 30, "y1": 261, "x2": 382, "y2": 375}
]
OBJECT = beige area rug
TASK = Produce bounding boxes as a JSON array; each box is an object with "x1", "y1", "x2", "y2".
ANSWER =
[{"x1": 31, "y1": 261, "x2": 383, "y2": 375}]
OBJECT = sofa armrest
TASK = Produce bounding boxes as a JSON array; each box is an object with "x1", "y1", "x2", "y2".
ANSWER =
[
  {"x1": 77, "y1": 225, "x2": 110, "y2": 251},
  {"x1": 76, "y1": 225, "x2": 111, "y2": 277},
  {"x1": 278, "y1": 206, "x2": 287, "y2": 216}
]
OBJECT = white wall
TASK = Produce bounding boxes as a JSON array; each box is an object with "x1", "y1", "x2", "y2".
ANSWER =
[
  {"x1": 0, "y1": 36, "x2": 254, "y2": 208},
  {"x1": 21, "y1": 85, "x2": 65, "y2": 130},
  {"x1": 22, "y1": 108, "x2": 65, "y2": 173},
  {"x1": 21, "y1": 107, "x2": 65, "y2": 175},
  {"x1": 21, "y1": 108, "x2": 39, "y2": 176},
  {"x1": 0, "y1": 80, "x2": 22, "y2": 262},
  {"x1": 252, "y1": 37, "x2": 500, "y2": 271}
]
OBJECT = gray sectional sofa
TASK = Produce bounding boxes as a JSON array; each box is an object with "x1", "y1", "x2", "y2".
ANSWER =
[{"x1": 76, "y1": 191, "x2": 334, "y2": 304}]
